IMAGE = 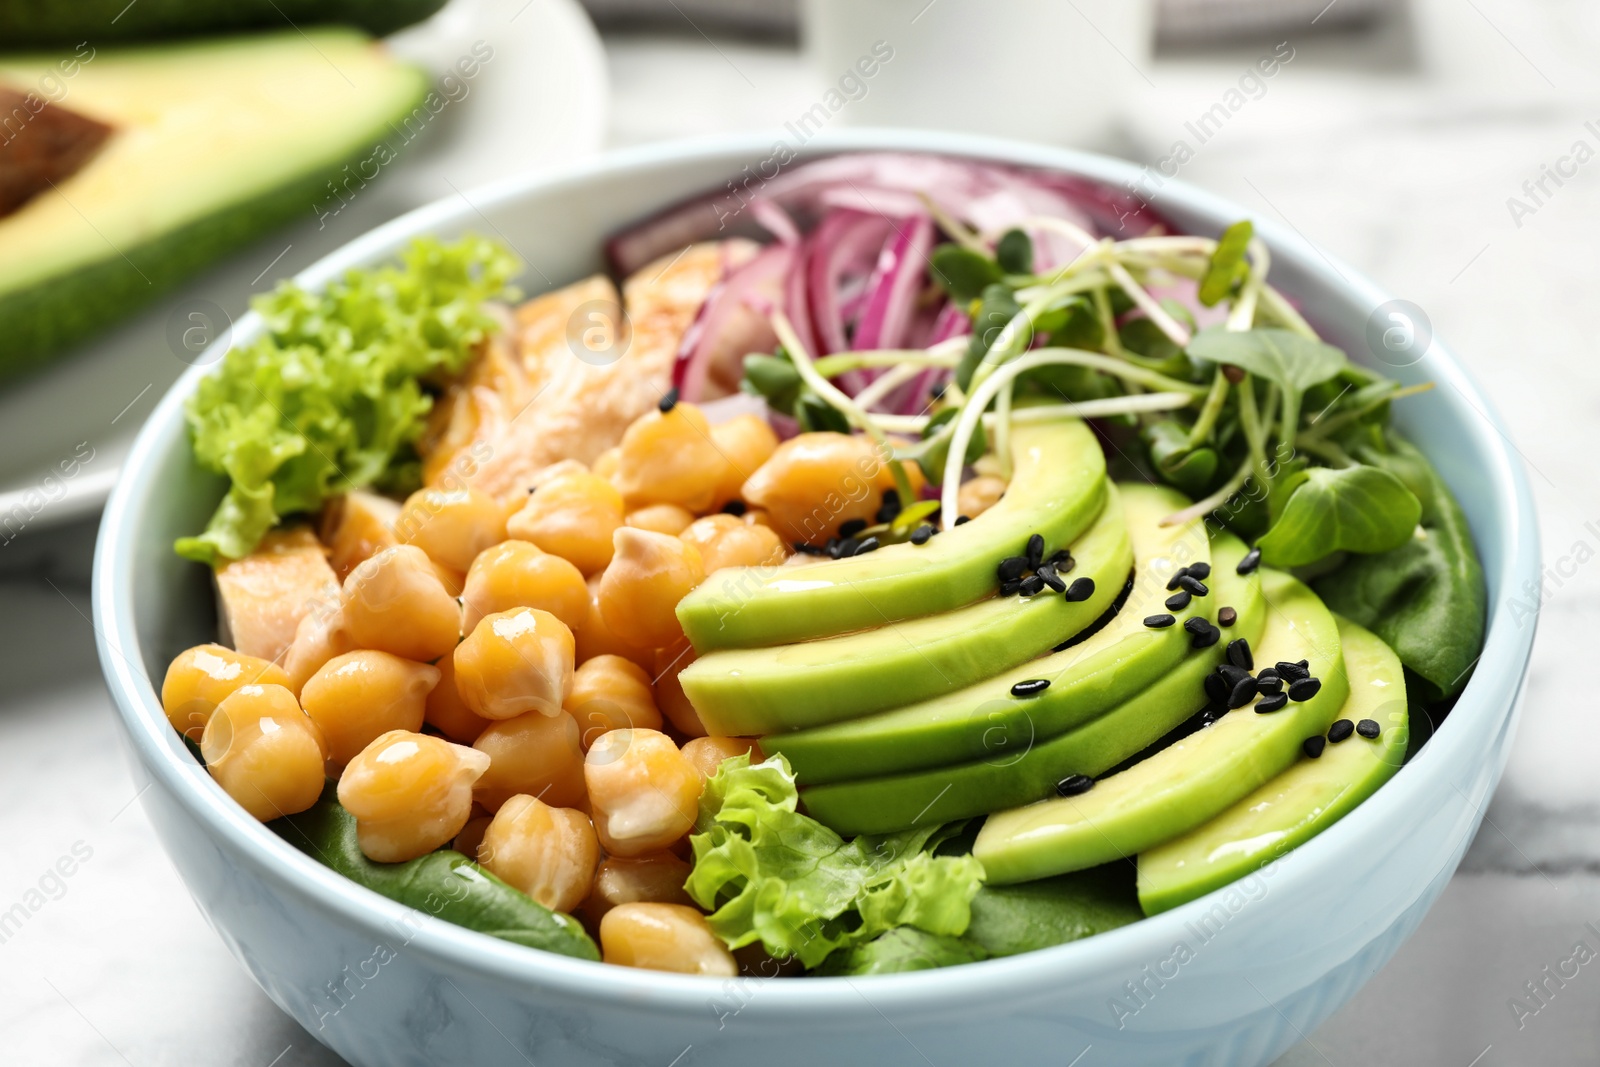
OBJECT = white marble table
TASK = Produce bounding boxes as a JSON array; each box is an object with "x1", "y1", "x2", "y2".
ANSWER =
[{"x1": 4, "y1": 8, "x2": 1599, "y2": 1064}]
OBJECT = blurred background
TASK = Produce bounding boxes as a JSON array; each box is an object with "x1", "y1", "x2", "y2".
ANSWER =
[{"x1": 2, "y1": 0, "x2": 1597, "y2": 1063}]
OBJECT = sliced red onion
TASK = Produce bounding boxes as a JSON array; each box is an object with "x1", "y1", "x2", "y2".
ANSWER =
[
  {"x1": 853, "y1": 213, "x2": 934, "y2": 353},
  {"x1": 697, "y1": 391, "x2": 772, "y2": 426},
  {"x1": 806, "y1": 210, "x2": 893, "y2": 356},
  {"x1": 673, "y1": 243, "x2": 792, "y2": 401}
]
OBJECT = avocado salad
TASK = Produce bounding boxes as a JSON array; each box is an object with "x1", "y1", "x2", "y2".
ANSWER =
[{"x1": 157, "y1": 152, "x2": 1485, "y2": 978}]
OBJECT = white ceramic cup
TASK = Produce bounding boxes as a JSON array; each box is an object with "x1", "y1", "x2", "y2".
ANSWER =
[{"x1": 800, "y1": 0, "x2": 1154, "y2": 147}]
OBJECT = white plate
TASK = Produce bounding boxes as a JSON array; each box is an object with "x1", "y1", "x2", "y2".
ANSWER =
[{"x1": 0, "y1": 0, "x2": 607, "y2": 534}]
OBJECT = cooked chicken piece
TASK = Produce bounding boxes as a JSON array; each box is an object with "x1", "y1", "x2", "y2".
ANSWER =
[
  {"x1": 421, "y1": 240, "x2": 757, "y2": 503},
  {"x1": 213, "y1": 527, "x2": 339, "y2": 665},
  {"x1": 319, "y1": 489, "x2": 402, "y2": 582}
]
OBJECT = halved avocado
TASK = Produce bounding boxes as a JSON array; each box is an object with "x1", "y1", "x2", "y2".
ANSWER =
[
  {"x1": 973, "y1": 570, "x2": 1351, "y2": 885},
  {"x1": 0, "y1": 0, "x2": 448, "y2": 44},
  {"x1": 683, "y1": 484, "x2": 1130, "y2": 736},
  {"x1": 1136, "y1": 616, "x2": 1408, "y2": 915},
  {"x1": 794, "y1": 532, "x2": 1266, "y2": 836},
  {"x1": 0, "y1": 31, "x2": 429, "y2": 377},
  {"x1": 767, "y1": 482, "x2": 1210, "y2": 783},
  {"x1": 677, "y1": 419, "x2": 1108, "y2": 650}
]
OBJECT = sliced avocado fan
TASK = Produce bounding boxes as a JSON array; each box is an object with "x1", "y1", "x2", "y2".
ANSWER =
[
  {"x1": 677, "y1": 419, "x2": 1108, "y2": 650},
  {"x1": 973, "y1": 569, "x2": 1350, "y2": 885},
  {"x1": 0, "y1": 30, "x2": 429, "y2": 378},
  {"x1": 1136, "y1": 616, "x2": 1408, "y2": 915},
  {"x1": 683, "y1": 482, "x2": 1130, "y2": 735},
  {"x1": 767, "y1": 482, "x2": 1211, "y2": 783},
  {"x1": 0, "y1": 0, "x2": 448, "y2": 45}
]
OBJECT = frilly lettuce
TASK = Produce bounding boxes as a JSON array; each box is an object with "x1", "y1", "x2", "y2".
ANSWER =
[
  {"x1": 685, "y1": 754, "x2": 985, "y2": 969},
  {"x1": 175, "y1": 235, "x2": 519, "y2": 564}
]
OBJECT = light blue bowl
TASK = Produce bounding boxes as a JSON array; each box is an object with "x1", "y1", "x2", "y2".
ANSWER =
[{"x1": 92, "y1": 130, "x2": 1539, "y2": 1067}]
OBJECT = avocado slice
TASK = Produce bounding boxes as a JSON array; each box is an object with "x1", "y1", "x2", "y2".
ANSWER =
[
  {"x1": 1136, "y1": 616, "x2": 1408, "y2": 915},
  {"x1": 794, "y1": 532, "x2": 1266, "y2": 835},
  {"x1": 0, "y1": 0, "x2": 447, "y2": 44},
  {"x1": 683, "y1": 484, "x2": 1131, "y2": 735},
  {"x1": 767, "y1": 482, "x2": 1210, "y2": 782},
  {"x1": 0, "y1": 31, "x2": 429, "y2": 378},
  {"x1": 677, "y1": 419, "x2": 1108, "y2": 650},
  {"x1": 973, "y1": 570, "x2": 1351, "y2": 885}
]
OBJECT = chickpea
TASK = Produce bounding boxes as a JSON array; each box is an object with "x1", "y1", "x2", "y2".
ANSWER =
[
  {"x1": 654, "y1": 642, "x2": 707, "y2": 738},
  {"x1": 680, "y1": 514, "x2": 786, "y2": 573},
  {"x1": 625, "y1": 503, "x2": 695, "y2": 537},
  {"x1": 614, "y1": 402, "x2": 724, "y2": 512},
  {"x1": 425, "y1": 655, "x2": 492, "y2": 745},
  {"x1": 281, "y1": 608, "x2": 355, "y2": 696},
  {"x1": 454, "y1": 608, "x2": 575, "y2": 720},
  {"x1": 337, "y1": 730, "x2": 489, "y2": 862},
  {"x1": 395, "y1": 486, "x2": 509, "y2": 574},
  {"x1": 321, "y1": 489, "x2": 401, "y2": 583},
  {"x1": 300, "y1": 650, "x2": 439, "y2": 769},
  {"x1": 341, "y1": 545, "x2": 461, "y2": 664},
  {"x1": 472, "y1": 709, "x2": 588, "y2": 812},
  {"x1": 600, "y1": 903, "x2": 736, "y2": 976},
  {"x1": 741, "y1": 432, "x2": 900, "y2": 544},
  {"x1": 572, "y1": 574, "x2": 655, "y2": 668},
  {"x1": 584, "y1": 729, "x2": 701, "y2": 857},
  {"x1": 598, "y1": 529, "x2": 703, "y2": 649},
  {"x1": 592, "y1": 447, "x2": 622, "y2": 483},
  {"x1": 958, "y1": 475, "x2": 1007, "y2": 520},
  {"x1": 461, "y1": 540, "x2": 588, "y2": 634},
  {"x1": 477, "y1": 794, "x2": 599, "y2": 913},
  {"x1": 201, "y1": 684, "x2": 328, "y2": 822},
  {"x1": 708, "y1": 413, "x2": 779, "y2": 509},
  {"x1": 565, "y1": 654, "x2": 663, "y2": 750},
  {"x1": 582, "y1": 851, "x2": 694, "y2": 922},
  {"x1": 507, "y1": 471, "x2": 624, "y2": 576},
  {"x1": 681, "y1": 737, "x2": 763, "y2": 780},
  {"x1": 162, "y1": 644, "x2": 291, "y2": 741}
]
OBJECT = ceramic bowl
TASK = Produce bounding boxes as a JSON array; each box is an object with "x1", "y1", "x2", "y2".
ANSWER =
[{"x1": 92, "y1": 129, "x2": 1539, "y2": 1067}]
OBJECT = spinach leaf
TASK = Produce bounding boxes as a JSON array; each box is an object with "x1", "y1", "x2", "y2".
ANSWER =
[
  {"x1": 1144, "y1": 420, "x2": 1218, "y2": 498},
  {"x1": 812, "y1": 928, "x2": 988, "y2": 976},
  {"x1": 1315, "y1": 431, "x2": 1487, "y2": 698},
  {"x1": 1256, "y1": 466, "x2": 1422, "y2": 568},
  {"x1": 930, "y1": 244, "x2": 1003, "y2": 304},
  {"x1": 741, "y1": 352, "x2": 802, "y2": 414},
  {"x1": 995, "y1": 228, "x2": 1034, "y2": 274},
  {"x1": 274, "y1": 787, "x2": 599, "y2": 961},
  {"x1": 1199, "y1": 219, "x2": 1253, "y2": 306},
  {"x1": 964, "y1": 866, "x2": 1144, "y2": 957},
  {"x1": 1186, "y1": 328, "x2": 1347, "y2": 398}
]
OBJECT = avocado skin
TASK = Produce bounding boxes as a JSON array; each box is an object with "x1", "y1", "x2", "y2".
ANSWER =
[
  {"x1": 0, "y1": 0, "x2": 447, "y2": 43},
  {"x1": 796, "y1": 535, "x2": 1266, "y2": 836},
  {"x1": 0, "y1": 64, "x2": 429, "y2": 382}
]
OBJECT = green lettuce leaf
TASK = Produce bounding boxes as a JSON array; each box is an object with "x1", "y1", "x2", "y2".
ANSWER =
[
  {"x1": 811, "y1": 927, "x2": 988, "y2": 976},
  {"x1": 175, "y1": 234, "x2": 520, "y2": 564},
  {"x1": 685, "y1": 755, "x2": 985, "y2": 968}
]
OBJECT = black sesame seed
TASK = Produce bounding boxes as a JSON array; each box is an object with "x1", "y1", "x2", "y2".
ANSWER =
[
  {"x1": 1000, "y1": 578, "x2": 1023, "y2": 597},
  {"x1": 1255, "y1": 692, "x2": 1289, "y2": 714},
  {"x1": 1227, "y1": 676, "x2": 1260, "y2": 709},
  {"x1": 1144, "y1": 613, "x2": 1176, "y2": 628},
  {"x1": 1186, "y1": 562, "x2": 1211, "y2": 580},
  {"x1": 1178, "y1": 575, "x2": 1209, "y2": 597},
  {"x1": 1011, "y1": 678, "x2": 1051, "y2": 697},
  {"x1": 1356, "y1": 718, "x2": 1381, "y2": 739},
  {"x1": 1217, "y1": 606, "x2": 1238, "y2": 628},
  {"x1": 1204, "y1": 672, "x2": 1229, "y2": 705},
  {"x1": 1217, "y1": 664, "x2": 1251, "y2": 688},
  {"x1": 1036, "y1": 563, "x2": 1066, "y2": 593},
  {"x1": 1190, "y1": 622, "x2": 1220, "y2": 649},
  {"x1": 839, "y1": 518, "x2": 867, "y2": 539},
  {"x1": 1019, "y1": 574, "x2": 1046, "y2": 596},
  {"x1": 1288, "y1": 677, "x2": 1322, "y2": 701},
  {"x1": 1303, "y1": 736, "x2": 1326, "y2": 758},
  {"x1": 910, "y1": 524, "x2": 934, "y2": 546},
  {"x1": 1064, "y1": 577, "x2": 1096, "y2": 602},
  {"x1": 1055, "y1": 774, "x2": 1094, "y2": 797},
  {"x1": 1276, "y1": 660, "x2": 1311, "y2": 682},
  {"x1": 721, "y1": 499, "x2": 748, "y2": 516},
  {"x1": 954, "y1": 515, "x2": 971, "y2": 526},
  {"x1": 1026, "y1": 533, "x2": 1045, "y2": 569},
  {"x1": 1165, "y1": 591, "x2": 1192, "y2": 611},
  {"x1": 1237, "y1": 547, "x2": 1262, "y2": 575},
  {"x1": 1183, "y1": 616, "x2": 1211, "y2": 636},
  {"x1": 997, "y1": 556, "x2": 1028, "y2": 582},
  {"x1": 1256, "y1": 676, "x2": 1283, "y2": 697},
  {"x1": 1048, "y1": 549, "x2": 1074, "y2": 571},
  {"x1": 1256, "y1": 667, "x2": 1280, "y2": 683},
  {"x1": 657, "y1": 387, "x2": 680, "y2": 413},
  {"x1": 825, "y1": 537, "x2": 842, "y2": 559},
  {"x1": 930, "y1": 382, "x2": 948, "y2": 401},
  {"x1": 1165, "y1": 571, "x2": 1186, "y2": 592},
  {"x1": 793, "y1": 541, "x2": 824, "y2": 555},
  {"x1": 855, "y1": 536, "x2": 880, "y2": 555},
  {"x1": 1328, "y1": 719, "x2": 1355, "y2": 744},
  {"x1": 836, "y1": 537, "x2": 860, "y2": 559},
  {"x1": 875, "y1": 489, "x2": 902, "y2": 525},
  {"x1": 1226, "y1": 639, "x2": 1253, "y2": 671}
]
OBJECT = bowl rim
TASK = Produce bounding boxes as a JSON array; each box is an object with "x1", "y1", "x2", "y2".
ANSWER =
[{"x1": 92, "y1": 127, "x2": 1540, "y2": 1018}]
